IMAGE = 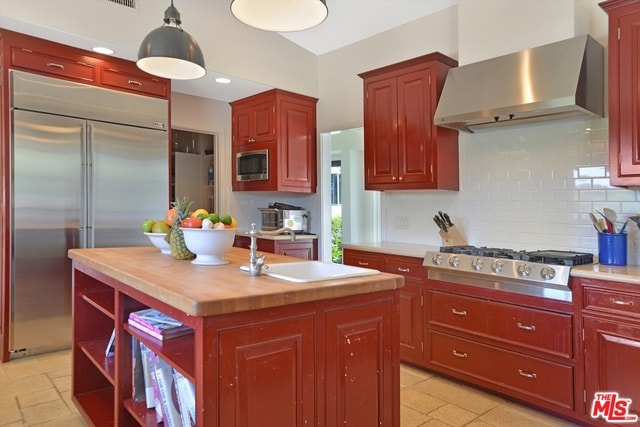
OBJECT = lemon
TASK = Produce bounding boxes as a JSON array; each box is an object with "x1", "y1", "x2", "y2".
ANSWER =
[{"x1": 192, "y1": 208, "x2": 209, "y2": 218}]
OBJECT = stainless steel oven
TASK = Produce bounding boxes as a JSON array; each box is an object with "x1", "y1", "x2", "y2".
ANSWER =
[{"x1": 236, "y1": 148, "x2": 268, "y2": 182}]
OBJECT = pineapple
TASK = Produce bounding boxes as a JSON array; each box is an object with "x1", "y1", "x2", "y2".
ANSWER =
[{"x1": 169, "y1": 197, "x2": 195, "y2": 260}]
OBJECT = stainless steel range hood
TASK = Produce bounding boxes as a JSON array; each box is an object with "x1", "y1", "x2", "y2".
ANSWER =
[{"x1": 433, "y1": 35, "x2": 604, "y2": 133}]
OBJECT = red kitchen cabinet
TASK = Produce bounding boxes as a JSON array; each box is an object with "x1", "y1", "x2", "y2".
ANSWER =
[
  {"x1": 231, "y1": 89, "x2": 318, "y2": 193},
  {"x1": 233, "y1": 235, "x2": 318, "y2": 260},
  {"x1": 601, "y1": 0, "x2": 640, "y2": 186},
  {"x1": 231, "y1": 97, "x2": 276, "y2": 146},
  {"x1": 575, "y1": 276, "x2": 640, "y2": 424},
  {"x1": 358, "y1": 53, "x2": 459, "y2": 191},
  {"x1": 343, "y1": 249, "x2": 425, "y2": 364}
]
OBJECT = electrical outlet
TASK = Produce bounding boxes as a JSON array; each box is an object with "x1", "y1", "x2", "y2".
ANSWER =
[{"x1": 394, "y1": 216, "x2": 409, "y2": 229}]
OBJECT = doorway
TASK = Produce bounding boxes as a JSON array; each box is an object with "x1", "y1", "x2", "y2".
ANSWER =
[{"x1": 320, "y1": 128, "x2": 380, "y2": 263}]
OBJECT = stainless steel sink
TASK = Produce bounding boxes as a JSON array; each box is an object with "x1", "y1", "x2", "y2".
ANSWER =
[{"x1": 241, "y1": 261, "x2": 380, "y2": 283}]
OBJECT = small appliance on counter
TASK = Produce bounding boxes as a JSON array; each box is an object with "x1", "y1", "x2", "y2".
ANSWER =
[{"x1": 259, "y1": 202, "x2": 309, "y2": 233}]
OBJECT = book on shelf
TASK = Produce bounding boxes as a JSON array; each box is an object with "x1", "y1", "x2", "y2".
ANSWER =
[
  {"x1": 128, "y1": 308, "x2": 193, "y2": 341},
  {"x1": 139, "y1": 342, "x2": 156, "y2": 409},
  {"x1": 153, "y1": 355, "x2": 182, "y2": 427},
  {"x1": 132, "y1": 337, "x2": 146, "y2": 402},
  {"x1": 146, "y1": 350, "x2": 164, "y2": 424},
  {"x1": 174, "y1": 370, "x2": 196, "y2": 426},
  {"x1": 105, "y1": 329, "x2": 115, "y2": 356}
]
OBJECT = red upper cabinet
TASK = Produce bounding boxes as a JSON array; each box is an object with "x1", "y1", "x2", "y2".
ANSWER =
[
  {"x1": 601, "y1": 0, "x2": 640, "y2": 186},
  {"x1": 359, "y1": 53, "x2": 459, "y2": 191},
  {"x1": 231, "y1": 89, "x2": 318, "y2": 193}
]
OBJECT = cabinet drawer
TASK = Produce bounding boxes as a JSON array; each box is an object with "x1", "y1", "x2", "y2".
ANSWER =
[
  {"x1": 342, "y1": 252, "x2": 381, "y2": 270},
  {"x1": 385, "y1": 258, "x2": 425, "y2": 280},
  {"x1": 429, "y1": 331, "x2": 574, "y2": 409},
  {"x1": 11, "y1": 47, "x2": 95, "y2": 82},
  {"x1": 429, "y1": 290, "x2": 572, "y2": 358},
  {"x1": 100, "y1": 68, "x2": 168, "y2": 97},
  {"x1": 584, "y1": 287, "x2": 640, "y2": 318}
]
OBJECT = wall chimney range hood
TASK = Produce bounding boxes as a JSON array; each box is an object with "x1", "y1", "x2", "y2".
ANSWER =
[{"x1": 433, "y1": 35, "x2": 604, "y2": 133}]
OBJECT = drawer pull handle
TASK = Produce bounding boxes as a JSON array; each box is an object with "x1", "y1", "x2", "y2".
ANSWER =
[
  {"x1": 128, "y1": 80, "x2": 143, "y2": 87},
  {"x1": 517, "y1": 322, "x2": 536, "y2": 331},
  {"x1": 46, "y1": 62, "x2": 65, "y2": 70},
  {"x1": 610, "y1": 298, "x2": 634, "y2": 307},
  {"x1": 518, "y1": 369, "x2": 537, "y2": 379},
  {"x1": 357, "y1": 261, "x2": 369, "y2": 266},
  {"x1": 451, "y1": 308, "x2": 467, "y2": 316},
  {"x1": 397, "y1": 267, "x2": 410, "y2": 273},
  {"x1": 452, "y1": 350, "x2": 468, "y2": 358}
]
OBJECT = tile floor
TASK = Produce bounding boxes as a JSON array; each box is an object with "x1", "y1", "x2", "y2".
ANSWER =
[{"x1": 0, "y1": 350, "x2": 580, "y2": 426}]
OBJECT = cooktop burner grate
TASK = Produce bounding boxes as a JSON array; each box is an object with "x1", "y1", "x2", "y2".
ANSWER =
[{"x1": 439, "y1": 246, "x2": 593, "y2": 266}]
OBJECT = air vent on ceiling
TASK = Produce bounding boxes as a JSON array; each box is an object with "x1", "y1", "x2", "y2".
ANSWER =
[{"x1": 106, "y1": 0, "x2": 137, "y2": 9}]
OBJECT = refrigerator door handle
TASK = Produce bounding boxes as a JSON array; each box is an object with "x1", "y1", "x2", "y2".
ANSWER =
[{"x1": 85, "y1": 122, "x2": 94, "y2": 248}]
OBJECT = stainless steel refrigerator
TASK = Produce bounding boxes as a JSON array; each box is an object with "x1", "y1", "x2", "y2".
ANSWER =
[{"x1": 9, "y1": 70, "x2": 169, "y2": 358}]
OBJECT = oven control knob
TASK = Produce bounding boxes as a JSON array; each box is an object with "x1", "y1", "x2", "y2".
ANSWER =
[
  {"x1": 490, "y1": 260, "x2": 504, "y2": 273},
  {"x1": 449, "y1": 256, "x2": 460, "y2": 268},
  {"x1": 540, "y1": 267, "x2": 556, "y2": 280},
  {"x1": 431, "y1": 254, "x2": 443, "y2": 265},
  {"x1": 471, "y1": 258, "x2": 484, "y2": 271},
  {"x1": 517, "y1": 263, "x2": 532, "y2": 277}
]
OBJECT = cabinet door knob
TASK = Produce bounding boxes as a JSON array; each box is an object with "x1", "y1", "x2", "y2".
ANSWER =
[{"x1": 399, "y1": 176, "x2": 404, "y2": 181}]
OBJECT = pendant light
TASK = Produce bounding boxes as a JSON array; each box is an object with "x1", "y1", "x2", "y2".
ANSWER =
[
  {"x1": 137, "y1": 0, "x2": 206, "y2": 80},
  {"x1": 231, "y1": 0, "x2": 328, "y2": 32}
]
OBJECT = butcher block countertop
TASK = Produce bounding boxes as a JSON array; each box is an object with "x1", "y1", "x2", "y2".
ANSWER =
[{"x1": 68, "y1": 246, "x2": 403, "y2": 317}]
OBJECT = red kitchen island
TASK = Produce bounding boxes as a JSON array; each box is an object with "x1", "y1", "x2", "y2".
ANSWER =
[{"x1": 68, "y1": 246, "x2": 404, "y2": 426}]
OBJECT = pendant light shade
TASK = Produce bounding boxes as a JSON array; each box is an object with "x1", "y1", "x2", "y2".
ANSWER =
[
  {"x1": 137, "y1": 1, "x2": 206, "y2": 80},
  {"x1": 231, "y1": 0, "x2": 328, "y2": 32}
]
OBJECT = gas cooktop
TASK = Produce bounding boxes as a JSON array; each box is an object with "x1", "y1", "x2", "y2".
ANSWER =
[{"x1": 423, "y1": 245, "x2": 594, "y2": 302}]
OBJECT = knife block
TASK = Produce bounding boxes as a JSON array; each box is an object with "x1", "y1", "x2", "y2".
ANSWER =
[{"x1": 439, "y1": 225, "x2": 467, "y2": 246}]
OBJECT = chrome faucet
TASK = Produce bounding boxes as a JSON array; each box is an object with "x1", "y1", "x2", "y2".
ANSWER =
[{"x1": 246, "y1": 223, "x2": 297, "y2": 276}]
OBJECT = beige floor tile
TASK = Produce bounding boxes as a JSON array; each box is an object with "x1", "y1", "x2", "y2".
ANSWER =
[
  {"x1": 497, "y1": 401, "x2": 581, "y2": 426},
  {"x1": 401, "y1": 404, "x2": 432, "y2": 427},
  {"x1": 20, "y1": 400, "x2": 72, "y2": 425},
  {"x1": 0, "y1": 398, "x2": 22, "y2": 425},
  {"x1": 478, "y1": 404, "x2": 580, "y2": 427},
  {"x1": 401, "y1": 388, "x2": 447, "y2": 414},
  {"x1": 428, "y1": 403, "x2": 479, "y2": 427},
  {"x1": 0, "y1": 375, "x2": 53, "y2": 399},
  {"x1": 30, "y1": 414, "x2": 86, "y2": 427},
  {"x1": 50, "y1": 375, "x2": 71, "y2": 393},
  {"x1": 411, "y1": 376, "x2": 502, "y2": 414},
  {"x1": 422, "y1": 418, "x2": 460, "y2": 426},
  {"x1": 464, "y1": 421, "x2": 494, "y2": 427},
  {"x1": 16, "y1": 388, "x2": 60, "y2": 409}
]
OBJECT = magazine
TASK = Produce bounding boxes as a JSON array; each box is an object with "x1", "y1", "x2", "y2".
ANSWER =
[{"x1": 128, "y1": 309, "x2": 193, "y2": 341}]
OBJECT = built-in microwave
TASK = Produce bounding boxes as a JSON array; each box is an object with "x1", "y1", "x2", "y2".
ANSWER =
[{"x1": 236, "y1": 149, "x2": 268, "y2": 182}]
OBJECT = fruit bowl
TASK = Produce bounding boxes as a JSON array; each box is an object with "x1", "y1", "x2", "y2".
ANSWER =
[
  {"x1": 144, "y1": 232, "x2": 171, "y2": 255},
  {"x1": 181, "y1": 227, "x2": 236, "y2": 265}
]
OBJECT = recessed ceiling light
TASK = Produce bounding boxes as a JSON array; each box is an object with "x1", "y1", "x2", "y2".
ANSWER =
[
  {"x1": 215, "y1": 77, "x2": 232, "y2": 84},
  {"x1": 92, "y1": 46, "x2": 115, "y2": 55}
]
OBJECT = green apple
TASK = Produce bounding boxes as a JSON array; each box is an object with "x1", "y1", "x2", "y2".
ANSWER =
[{"x1": 141, "y1": 219, "x2": 154, "y2": 233}]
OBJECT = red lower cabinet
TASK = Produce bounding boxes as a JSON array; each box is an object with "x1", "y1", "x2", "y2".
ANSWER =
[{"x1": 218, "y1": 313, "x2": 316, "y2": 426}]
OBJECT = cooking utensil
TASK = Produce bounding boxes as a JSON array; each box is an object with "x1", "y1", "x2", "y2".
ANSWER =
[
  {"x1": 596, "y1": 210, "x2": 614, "y2": 233},
  {"x1": 603, "y1": 208, "x2": 618, "y2": 233},
  {"x1": 619, "y1": 220, "x2": 629, "y2": 234},
  {"x1": 588, "y1": 213, "x2": 603, "y2": 232}
]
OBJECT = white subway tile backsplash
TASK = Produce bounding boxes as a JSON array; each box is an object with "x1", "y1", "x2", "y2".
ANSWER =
[{"x1": 382, "y1": 117, "x2": 640, "y2": 262}]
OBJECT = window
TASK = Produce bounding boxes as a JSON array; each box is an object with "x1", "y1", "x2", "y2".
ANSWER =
[{"x1": 331, "y1": 160, "x2": 341, "y2": 205}]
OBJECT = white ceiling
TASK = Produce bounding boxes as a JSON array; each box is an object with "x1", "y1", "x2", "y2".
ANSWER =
[{"x1": 0, "y1": 0, "x2": 458, "y2": 101}]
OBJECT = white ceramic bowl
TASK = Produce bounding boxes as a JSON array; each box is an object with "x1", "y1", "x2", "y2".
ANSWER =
[
  {"x1": 181, "y1": 227, "x2": 236, "y2": 265},
  {"x1": 144, "y1": 232, "x2": 171, "y2": 255}
]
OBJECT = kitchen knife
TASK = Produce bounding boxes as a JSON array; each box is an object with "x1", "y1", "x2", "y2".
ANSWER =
[
  {"x1": 442, "y1": 212, "x2": 454, "y2": 227},
  {"x1": 433, "y1": 215, "x2": 447, "y2": 232}
]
